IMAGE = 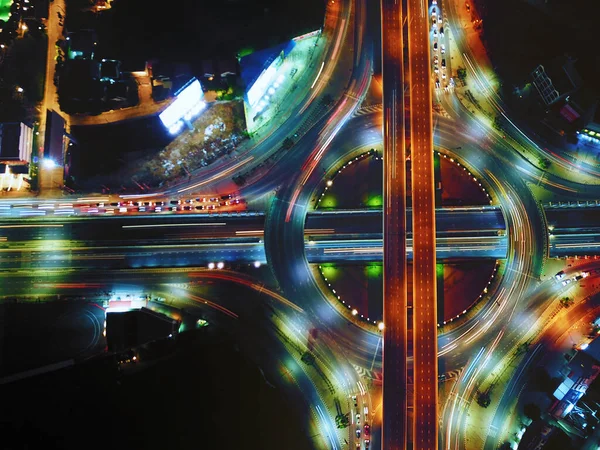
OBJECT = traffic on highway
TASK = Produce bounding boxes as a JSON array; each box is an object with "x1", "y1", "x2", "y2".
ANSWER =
[{"x1": 2, "y1": 0, "x2": 600, "y2": 448}]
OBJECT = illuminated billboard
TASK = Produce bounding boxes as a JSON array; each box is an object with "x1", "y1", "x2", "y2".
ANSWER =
[{"x1": 159, "y1": 78, "x2": 206, "y2": 134}]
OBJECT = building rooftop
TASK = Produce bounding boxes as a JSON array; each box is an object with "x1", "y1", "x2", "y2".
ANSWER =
[{"x1": 106, "y1": 307, "x2": 179, "y2": 353}]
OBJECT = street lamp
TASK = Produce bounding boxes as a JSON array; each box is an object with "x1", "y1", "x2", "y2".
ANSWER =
[{"x1": 42, "y1": 159, "x2": 55, "y2": 169}]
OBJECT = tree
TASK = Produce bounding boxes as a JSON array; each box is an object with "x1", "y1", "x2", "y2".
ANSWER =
[
  {"x1": 477, "y1": 391, "x2": 491, "y2": 408},
  {"x1": 523, "y1": 403, "x2": 541, "y2": 421},
  {"x1": 457, "y1": 67, "x2": 467, "y2": 82},
  {"x1": 560, "y1": 296, "x2": 573, "y2": 308},
  {"x1": 301, "y1": 352, "x2": 315, "y2": 366},
  {"x1": 335, "y1": 413, "x2": 349, "y2": 429},
  {"x1": 539, "y1": 158, "x2": 551, "y2": 170}
]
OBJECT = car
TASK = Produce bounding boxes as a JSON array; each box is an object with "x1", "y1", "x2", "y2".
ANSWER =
[
  {"x1": 434, "y1": 65, "x2": 439, "y2": 73},
  {"x1": 155, "y1": 201, "x2": 166, "y2": 206},
  {"x1": 438, "y1": 15, "x2": 442, "y2": 23},
  {"x1": 364, "y1": 424, "x2": 371, "y2": 437},
  {"x1": 183, "y1": 205, "x2": 192, "y2": 211},
  {"x1": 171, "y1": 206, "x2": 179, "y2": 211},
  {"x1": 110, "y1": 202, "x2": 119, "y2": 207},
  {"x1": 434, "y1": 55, "x2": 439, "y2": 62},
  {"x1": 207, "y1": 205, "x2": 216, "y2": 210},
  {"x1": 432, "y1": 7, "x2": 436, "y2": 14},
  {"x1": 433, "y1": 28, "x2": 437, "y2": 36},
  {"x1": 442, "y1": 58, "x2": 446, "y2": 67},
  {"x1": 119, "y1": 207, "x2": 127, "y2": 213},
  {"x1": 352, "y1": 395, "x2": 358, "y2": 407},
  {"x1": 184, "y1": 199, "x2": 193, "y2": 204},
  {"x1": 356, "y1": 413, "x2": 360, "y2": 425},
  {"x1": 170, "y1": 200, "x2": 181, "y2": 205},
  {"x1": 575, "y1": 275, "x2": 584, "y2": 281},
  {"x1": 139, "y1": 206, "x2": 146, "y2": 212},
  {"x1": 365, "y1": 440, "x2": 370, "y2": 449},
  {"x1": 440, "y1": 26, "x2": 444, "y2": 36},
  {"x1": 221, "y1": 194, "x2": 233, "y2": 200},
  {"x1": 219, "y1": 201, "x2": 229, "y2": 206},
  {"x1": 432, "y1": 0, "x2": 437, "y2": 4},
  {"x1": 433, "y1": 42, "x2": 438, "y2": 50},
  {"x1": 562, "y1": 278, "x2": 572, "y2": 286},
  {"x1": 209, "y1": 197, "x2": 218, "y2": 202},
  {"x1": 582, "y1": 271, "x2": 590, "y2": 278},
  {"x1": 555, "y1": 271, "x2": 566, "y2": 281},
  {"x1": 96, "y1": 202, "x2": 105, "y2": 207},
  {"x1": 154, "y1": 207, "x2": 162, "y2": 212},
  {"x1": 442, "y1": 72, "x2": 446, "y2": 79},
  {"x1": 441, "y1": 44, "x2": 446, "y2": 54},
  {"x1": 143, "y1": 201, "x2": 152, "y2": 206},
  {"x1": 195, "y1": 205, "x2": 204, "y2": 210},
  {"x1": 356, "y1": 429, "x2": 361, "y2": 438},
  {"x1": 436, "y1": 79, "x2": 441, "y2": 88},
  {"x1": 363, "y1": 406, "x2": 369, "y2": 415}
]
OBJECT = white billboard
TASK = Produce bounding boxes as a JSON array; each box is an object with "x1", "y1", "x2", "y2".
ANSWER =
[{"x1": 159, "y1": 78, "x2": 206, "y2": 134}]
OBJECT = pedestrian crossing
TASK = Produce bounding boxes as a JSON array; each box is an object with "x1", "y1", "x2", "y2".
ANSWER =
[
  {"x1": 354, "y1": 103, "x2": 383, "y2": 117},
  {"x1": 352, "y1": 363, "x2": 462, "y2": 383}
]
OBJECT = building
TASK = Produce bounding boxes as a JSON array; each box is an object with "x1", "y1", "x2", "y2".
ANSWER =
[
  {"x1": 0, "y1": 122, "x2": 33, "y2": 162},
  {"x1": 66, "y1": 29, "x2": 97, "y2": 60},
  {"x1": 105, "y1": 307, "x2": 180, "y2": 353},
  {"x1": 550, "y1": 351, "x2": 600, "y2": 418},
  {"x1": 579, "y1": 105, "x2": 600, "y2": 145},
  {"x1": 100, "y1": 59, "x2": 121, "y2": 82},
  {"x1": 531, "y1": 56, "x2": 582, "y2": 107},
  {"x1": 43, "y1": 110, "x2": 65, "y2": 165},
  {"x1": 518, "y1": 421, "x2": 572, "y2": 450}
]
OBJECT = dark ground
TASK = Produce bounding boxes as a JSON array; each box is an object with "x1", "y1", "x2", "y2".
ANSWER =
[
  {"x1": 66, "y1": 0, "x2": 325, "y2": 72},
  {"x1": 0, "y1": 300, "x2": 106, "y2": 377},
  {"x1": 478, "y1": 0, "x2": 600, "y2": 89},
  {"x1": 0, "y1": 326, "x2": 312, "y2": 450}
]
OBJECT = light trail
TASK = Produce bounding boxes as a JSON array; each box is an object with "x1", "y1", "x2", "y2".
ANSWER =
[
  {"x1": 0, "y1": 224, "x2": 63, "y2": 229},
  {"x1": 311, "y1": 62, "x2": 325, "y2": 89},
  {"x1": 122, "y1": 222, "x2": 227, "y2": 229},
  {"x1": 177, "y1": 156, "x2": 254, "y2": 193}
]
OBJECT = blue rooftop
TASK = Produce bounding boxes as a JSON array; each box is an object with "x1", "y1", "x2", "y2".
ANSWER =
[{"x1": 239, "y1": 40, "x2": 296, "y2": 90}]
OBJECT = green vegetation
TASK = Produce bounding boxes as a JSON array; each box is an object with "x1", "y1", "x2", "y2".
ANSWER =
[
  {"x1": 560, "y1": 296, "x2": 573, "y2": 308},
  {"x1": 365, "y1": 194, "x2": 383, "y2": 208},
  {"x1": 539, "y1": 158, "x2": 551, "y2": 170},
  {"x1": 0, "y1": 0, "x2": 12, "y2": 22},
  {"x1": 335, "y1": 413, "x2": 350, "y2": 429},
  {"x1": 319, "y1": 193, "x2": 337, "y2": 208},
  {"x1": 3, "y1": 33, "x2": 47, "y2": 103},
  {"x1": 457, "y1": 67, "x2": 467, "y2": 83},
  {"x1": 300, "y1": 352, "x2": 315, "y2": 366},
  {"x1": 365, "y1": 264, "x2": 382, "y2": 279},
  {"x1": 476, "y1": 391, "x2": 491, "y2": 408},
  {"x1": 320, "y1": 264, "x2": 340, "y2": 282},
  {"x1": 237, "y1": 47, "x2": 254, "y2": 58}
]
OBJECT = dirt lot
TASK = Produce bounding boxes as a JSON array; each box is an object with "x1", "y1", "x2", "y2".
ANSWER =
[{"x1": 69, "y1": 101, "x2": 247, "y2": 192}]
